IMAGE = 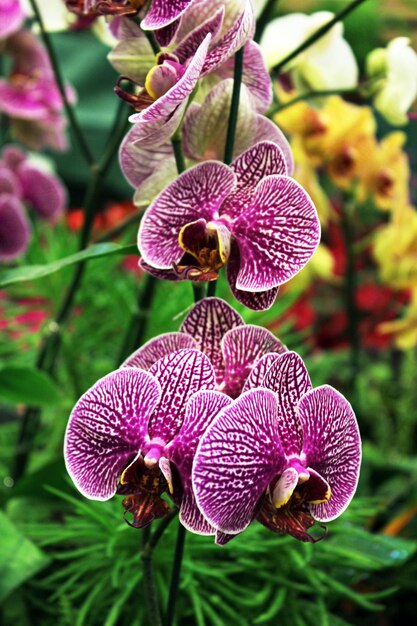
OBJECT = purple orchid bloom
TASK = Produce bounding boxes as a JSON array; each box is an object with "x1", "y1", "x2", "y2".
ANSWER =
[
  {"x1": 65, "y1": 348, "x2": 232, "y2": 534},
  {"x1": 0, "y1": 0, "x2": 27, "y2": 40},
  {"x1": 141, "y1": 0, "x2": 195, "y2": 30},
  {"x1": 0, "y1": 194, "x2": 31, "y2": 262},
  {"x1": 138, "y1": 141, "x2": 320, "y2": 311},
  {"x1": 122, "y1": 297, "x2": 286, "y2": 398},
  {"x1": 193, "y1": 351, "x2": 361, "y2": 544},
  {"x1": 0, "y1": 30, "x2": 72, "y2": 150}
]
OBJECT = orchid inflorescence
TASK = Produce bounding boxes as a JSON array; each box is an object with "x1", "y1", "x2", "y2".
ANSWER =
[{"x1": 61, "y1": 0, "x2": 362, "y2": 546}]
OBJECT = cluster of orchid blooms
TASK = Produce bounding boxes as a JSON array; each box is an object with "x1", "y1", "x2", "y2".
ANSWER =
[{"x1": 61, "y1": 0, "x2": 362, "y2": 543}]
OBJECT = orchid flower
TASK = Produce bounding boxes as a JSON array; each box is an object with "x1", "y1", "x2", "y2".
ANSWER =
[
  {"x1": 65, "y1": 348, "x2": 232, "y2": 534},
  {"x1": 193, "y1": 351, "x2": 361, "y2": 543},
  {"x1": 123, "y1": 297, "x2": 286, "y2": 398},
  {"x1": 0, "y1": 0, "x2": 27, "y2": 40},
  {"x1": 0, "y1": 194, "x2": 30, "y2": 262},
  {"x1": 0, "y1": 30, "x2": 73, "y2": 150},
  {"x1": 261, "y1": 11, "x2": 358, "y2": 91},
  {"x1": 366, "y1": 37, "x2": 417, "y2": 126},
  {"x1": 138, "y1": 141, "x2": 320, "y2": 311}
]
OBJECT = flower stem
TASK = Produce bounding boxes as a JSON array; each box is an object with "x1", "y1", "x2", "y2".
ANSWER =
[
  {"x1": 223, "y1": 46, "x2": 244, "y2": 165},
  {"x1": 172, "y1": 133, "x2": 186, "y2": 174},
  {"x1": 28, "y1": 0, "x2": 95, "y2": 167},
  {"x1": 118, "y1": 273, "x2": 158, "y2": 363},
  {"x1": 272, "y1": 0, "x2": 369, "y2": 74},
  {"x1": 164, "y1": 523, "x2": 187, "y2": 626},
  {"x1": 141, "y1": 526, "x2": 163, "y2": 626},
  {"x1": 11, "y1": 106, "x2": 130, "y2": 482},
  {"x1": 254, "y1": 0, "x2": 278, "y2": 43}
]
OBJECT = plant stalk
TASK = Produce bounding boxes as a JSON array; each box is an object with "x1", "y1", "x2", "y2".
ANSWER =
[
  {"x1": 164, "y1": 523, "x2": 187, "y2": 626},
  {"x1": 223, "y1": 46, "x2": 244, "y2": 165},
  {"x1": 141, "y1": 526, "x2": 164, "y2": 626}
]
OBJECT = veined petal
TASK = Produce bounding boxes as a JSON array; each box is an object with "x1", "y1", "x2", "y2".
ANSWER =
[
  {"x1": 193, "y1": 388, "x2": 285, "y2": 534},
  {"x1": 169, "y1": 390, "x2": 232, "y2": 534},
  {"x1": 174, "y1": 7, "x2": 224, "y2": 63},
  {"x1": 232, "y1": 175, "x2": 320, "y2": 291},
  {"x1": 0, "y1": 195, "x2": 30, "y2": 262},
  {"x1": 227, "y1": 243, "x2": 279, "y2": 311},
  {"x1": 18, "y1": 163, "x2": 67, "y2": 222},
  {"x1": 119, "y1": 125, "x2": 175, "y2": 189},
  {"x1": 242, "y1": 353, "x2": 283, "y2": 392},
  {"x1": 64, "y1": 368, "x2": 161, "y2": 501},
  {"x1": 148, "y1": 349, "x2": 216, "y2": 442},
  {"x1": 257, "y1": 495, "x2": 316, "y2": 542},
  {"x1": 262, "y1": 352, "x2": 312, "y2": 456},
  {"x1": 220, "y1": 141, "x2": 288, "y2": 220},
  {"x1": 108, "y1": 22, "x2": 154, "y2": 83},
  {"x1": 297, "y1": 385, "x2": 361, "y2": 521},
  {"x1": 221, "y1": 325, "x2": 286, "y2": 398},
  {"x1": 180, "y1": 297, "x2": 243, "y2": 384},
  {"x1": 122, "y1": 332, "x2": 198, "y2": 370},
  {"x1": 138, "y1": 161, "x2": 236, "y2": 269},
  {"x1": 253, "y1": 116, "x2": 294, "y2": 176},
  {"x1": 271, "y1": 467, "x2": 299, "y2": 508},
  {"x1": 141, "y1": 0, "x2": 195, "y2": 30}
]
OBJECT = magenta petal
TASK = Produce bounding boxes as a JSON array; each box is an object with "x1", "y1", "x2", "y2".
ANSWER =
[
  {"x1": 242, "y1": 353, "x2": 284, "y2": 393},
  {"x1": 138, "y1": 161, "x2": 236, "y2": 269},
  {"x1": 139, "y1": 259, "x2": 182, "y2": 282},
  {"x1": 0, "y1": 195, "x2": 30, "y2": 262},
  {"x1": 18, "y1": 163, "x2": 67, "y2": 221},
  {"x1": 221, "y1": 325, "x2": 286, "y2": 398},
  {"x1": 0, "y1": 0, "x2": 27, "y2": 40},
  {"x1": 227, "y1": 243, "x2": 279, "y2": 311},
  {"x1": 298, "y1": 385, "x2": 361, "y2": 522},
  {"x1": 122, "y1": 332, "x2": 198, "y2": 370},
  {"x1": 253, "y1": 116, "x2": 294, "y2": 176},
  {"x1": 64, "y1": 368, "x2": 161, "y2": 501},
  {"x1": 141, "y1": 0, "x2": 194, "y2": 30},
  {"x1": 0, "y1": 165, "x2": 22, "y2": 196},
  {"x1": 174, "y1": 7, "x2": 224, "y2": 63},
  {"x1": 129, "y1": 35, "x2": 211, "y2": 145},
  {"x1": 148, "y1": 349, "x2": 215, "y2": 442},
  {"x1": 0, "y1": 80, "x2": 50, "y2": 120},
  {"x1": 193, "y1": 389, "x2": 285, "y2": 534},
  {"x1": 180, "y1": 297, "x2": 243, "y2": 385},
  {"x1": 220, "y1": 141, "x2": 288, "y2": 220},
  {"x1": 169, "y1": 390, "x2": 232, "y2": 534},
  {"x1": 263, "y1": 351, "x2": 312, "y2": 457},
  {"x1": 232, "y1": 175, "x2": 320, "y2": 291}
]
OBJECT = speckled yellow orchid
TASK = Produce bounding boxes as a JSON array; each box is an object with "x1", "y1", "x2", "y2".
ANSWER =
[{"x1": 378, "y1": 287, "x2": 417, "y2": 350}]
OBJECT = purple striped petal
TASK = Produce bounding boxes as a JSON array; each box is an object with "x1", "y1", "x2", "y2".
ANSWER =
[
  {"x1": 271, "y1": 467, "x2": 299, "y2": 508},
  {"x1": 148, "y1": 349, "x2": 216, "y2": 443},
  {"x1": 242, "y1": 353, "x2": 284, "y2": 392},
  {"x1": 141, "y1": 0, "x2": 195, "y2": 30},
  {"x1": 180, "y1": 297, "x2": 243, "y2": 385},
  {"x1": 122, "y1": 332, "x2": 197, "y2": 370},
  {"x1": 221, "y1": 325, "x2": 286, "y2": 398},
  {"x1": 227, "y1": 243, "x2": 279, "y2": 311},
  {"x1": 262, "y1": 352, "x2": 312, "y2": 457},
  {"x1": 252, "y1": 116, "x2": 294, "y2": 176},
  {"x1": 174, "y1": 7, "x2": 224, "y2": 64},
  {"x1": 231, "y1": 175, "x2": 320, "y2": 291},
  {"x1": 119, "y1": 126, "x2": 176, "y2": 191},
  {"x1": 0, "y1": 195, "x2": 30, "y2": 262},
  {"x1": 257, "y1": 495, "x2": 316, "y2": 542},
  {"x1": 215, "y1": 39, "x2": 272, "y2": 113},
  {"x1": 108, "y1": 22, "x2": 154, "y2": 83},
  {"x1": 18, "y1": 163, "x2": 67, "y2": 221},
  {"x1": 169, "y1": 390, "x2": 232, "y2": 534},
  {"x1": 128, "y1": 35, "x2": 211, "y2": 145},
  {"x1": 297, "y1": 385, "x2": 361, "y2": 522},
  {"x1": 220, "y1": 142, "x2": 288, "y2": 220},
  {"x1": 64, "y1": 368, "x2": 161, "y2": 501},
  {"x1": 138, "y1": 161, "x2": 236, "y2": 268},
  {"x1": 193, "y1": 389, "x2": 285, "y2": 534}
]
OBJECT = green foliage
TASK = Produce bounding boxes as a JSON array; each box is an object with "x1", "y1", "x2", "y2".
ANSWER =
[{"x1": 0, "y1": 367, "x2": 61, "y2": 407}]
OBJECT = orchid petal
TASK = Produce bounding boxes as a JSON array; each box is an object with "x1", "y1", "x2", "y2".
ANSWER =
[
  {"x1": 148, "y1": 349, "x2": 215, "y2": 442},
  {"x1": 297, "y1": 385, "x2": 361, "y2": 521},
  {"x1": 221, "y1": 325, "x2": 286, "y2": 397},
  {"x1": 180, "y1": 297, "x2": 243, "y2": 385},
  {"x1": 220, "y1": 141, "x2": 288, "y2": 220},
  {"x1": 0, "y1": 165, "x2": 22, "y2": 196},
  {"x1": 0, "y1": 195, "x2": 30, "y2": 262},
  {"x1": 232, "y1": 174, "x2": 320, "y2": 291},
  {"x1": 174, "y1": 7, "x2": 224, "y2": 64},
  {"x1": 108, "y1": 21, "x2": 154, "y2": 83},
  {"x1": 138, "y1": 161, "x2": 236, "y2": 269},
  {"x1": 169, "y1": 390, "x2": 232, "y2": 534},
  {"x1": 257, "y1": 495, "x2": 316, "y2": 542},
  {"x1": 18, "y1": 163, "x2": 67, "y2": 221},
  {"x1": 227, "y1": 243, "x2": 279, "y2": 310},
  {"x1": 193, "y1": 388, "x2": 285, "y2": 534},
  {"x1": 252, "y1": 116, "x2": 294, "y2": 176},
  {"x1": 64, "y1": 368, "x2": 161, "y2": 501},
  {"x1": 271, "y1": 467, "x2": 299, "y2": 508},
  {"x1": 0, "y1": 0, "x2": 27, "y2": 40},
  {"x1": 242, "y1": 353, "x2": 283, "y2": 392},
  {"x1": 141, "y1": 0, "x2": 195, "y2": 30},
  {"x1": 122, "y1": 332, "x2": 197, "y2": 370},
  {"x1": 262, "y1": 352, "x2": 312, "y2": 456}
]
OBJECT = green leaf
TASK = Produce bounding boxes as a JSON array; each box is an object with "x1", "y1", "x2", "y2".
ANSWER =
[
  {"x1": 0, "y1": 511, "x2": 49, "y2": 602},
  {"x1": 0, "y1": 366, "x2": 61, "y2": 407},
  {"x1": 0, "y1": 243, "x2": 137, "y2": 288}
]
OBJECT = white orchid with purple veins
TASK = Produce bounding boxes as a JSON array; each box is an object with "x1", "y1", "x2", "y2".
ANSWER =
[
  {"x1": 138, "y1": 141, "x2": 320, "y2": 310},
  {"x1": 193, "y1": 351, "x2": 361, "y2": 543}
]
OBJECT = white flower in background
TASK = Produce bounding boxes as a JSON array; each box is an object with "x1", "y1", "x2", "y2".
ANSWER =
[
  {"x1": 251, "y1": 0, "x2": 268, "y2": 18},
  {"x1": 260, "y1": 11, "x2": 358, "y2": 91},
  {"x1": 21, "y1": 0, "x2": 73, "y2": 31},
  {"x1": 366, "y1": 37, "x2": 417, "y2": 126}
]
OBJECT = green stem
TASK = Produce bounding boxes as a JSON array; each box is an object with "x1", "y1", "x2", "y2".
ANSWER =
[
  {"x1": 141, "y1": 526, "x2": 163, "y2": 626},
  {"x1": 207, "y1": 281, "x2": 217, "y2": 297},
  {"x1": 254, "y1": 0, "x2": 278, "y2": 43},
  {"x1": 11, "y1": 107, "x2": 130, "y2": 482},
  {"x1": 164, "y1": 523, "x2": 187, "y2": 626},
  {"x1": 272, "y1": 0, "x2": 369, "y2": 74},
  {"x1": 172, "y1": 134, "x2": 186, "y2": 174},
  {"x1": 223, "y1": 46, "x2": 244, "y2": 165},
  {"x1": 28, "y1": 0, "x2": 95, "y2": 167}
]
